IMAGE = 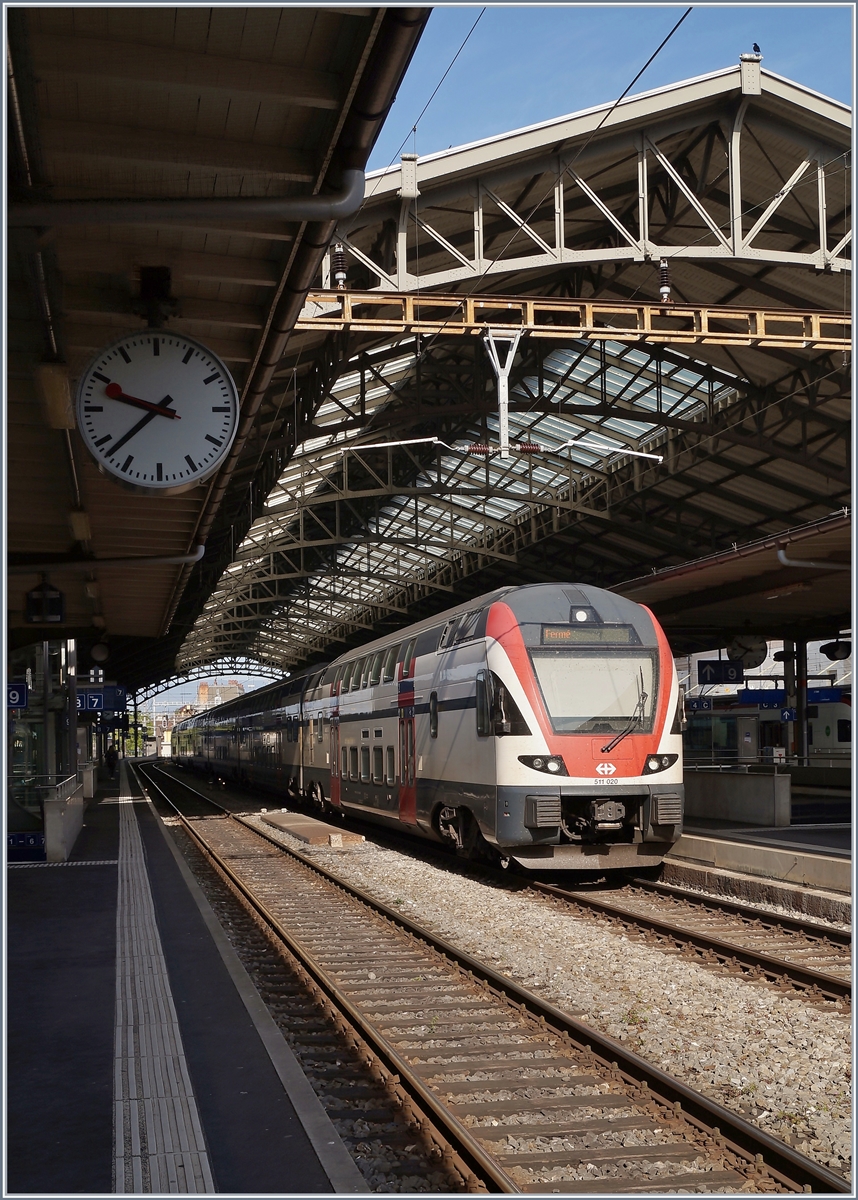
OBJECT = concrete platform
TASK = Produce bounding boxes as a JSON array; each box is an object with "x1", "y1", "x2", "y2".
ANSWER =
[
  {"x1": 261, "y1": 810, "x2": 365, "y2": 847},
  {"x1": 665, "y1": 821, "x2": 851, "y2": 922},
  {"x1": 6, "y1": 762, "x2": 367, "y2": 1195}
]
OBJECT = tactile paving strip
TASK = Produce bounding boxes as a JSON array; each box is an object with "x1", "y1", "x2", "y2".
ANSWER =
[{"x1": 114, "y1": 773, "x2": 215, "y2": 1194}]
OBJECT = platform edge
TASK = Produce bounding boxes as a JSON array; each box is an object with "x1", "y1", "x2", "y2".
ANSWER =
[{"x1": 144, "y1": 795, "x2": 371, "y2": 1195}]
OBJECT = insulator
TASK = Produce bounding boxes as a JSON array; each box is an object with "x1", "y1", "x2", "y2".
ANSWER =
[
  {"x1": 331, "y1": 242, "x2": 348, "y2": 291},
  {"x1": 659, "y1": 258, "x2": 672, "y2": 304},
  {"x1": 467, "y1": 443, "x2": 492, "y2": 455},
  {"x1": 516, "y1": 442, "x2": 541, "y2": 453}
]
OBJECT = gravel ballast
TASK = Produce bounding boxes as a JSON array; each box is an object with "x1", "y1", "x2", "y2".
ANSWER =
[{"x1": 246, "y1": 814, "x2": 852, "y2": 1182}]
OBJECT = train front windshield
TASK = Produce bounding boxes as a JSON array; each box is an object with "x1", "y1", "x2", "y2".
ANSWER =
[{"x1": 530, "y1": 650, "x2": 657, "y2": 733}]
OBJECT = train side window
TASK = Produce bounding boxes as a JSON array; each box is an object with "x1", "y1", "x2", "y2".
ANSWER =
[
  {"x1": 342, "y1": 662, "x2": 354, "y2": 691},
  {"x1": 475, "y1": 670, "x2": 492, "y2": 736},
  {"x1": 438, "y1": 617, "x2": 460, "y2": 650},
  {"x1": 372, "y1": 746, "x2": 384, "y2": 783},
  {"x1": 360, "y1": 746, "x2": 371, "y2": 782},
  {"x1": 429, "y1": 691, "x2": 438, "y2": 738},
  {"x1": 349, "y1": 746, "x2": 359, "y2": 778},
  {"x1": 386, "y1": 746, "x2": 396, "y2": 784},
  {"x1": 382, "y1": 643, "x2": 400, "y2": 682},
  {"x1": 838, "y1": 719, "x2": 851, "y2": 742},
  {"x1": 341, "y1": 746, "x2": 348, "y2": 777},
  {"x1": 455, "y1": 608, "x2": 483, "y2": 643},
  {"x1": 401, "y1": 638, "x2": 417, "y2": 677},
  {"x1": 352, "y1": 657, "x2": 366, "y2": 691},
  {"x1": 369, "y1": 650, "x2": 383, "y2": 686}
]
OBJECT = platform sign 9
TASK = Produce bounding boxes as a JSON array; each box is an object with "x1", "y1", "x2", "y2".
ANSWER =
[{"x1": 7, "y1": 683, "x2": 28, "y2": 709}]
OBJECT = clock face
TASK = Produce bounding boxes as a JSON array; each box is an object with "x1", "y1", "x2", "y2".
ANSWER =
[
  {"x1": 727, "y1": 635, "x2": 768, "y2": 669},
  {"x1": 75, "y1": 331, "x2": 239, "y2": 494}
]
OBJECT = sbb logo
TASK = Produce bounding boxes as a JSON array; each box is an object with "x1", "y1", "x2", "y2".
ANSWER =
[{"x1": 596, "y1": 762, "x2": 616, "y2": 776}]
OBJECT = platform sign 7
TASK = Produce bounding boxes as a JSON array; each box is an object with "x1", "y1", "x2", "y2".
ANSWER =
[
  {"x1": 87, "y1": 692, "x2": 104, "y2": 710},
  {"x1": 7, "y1": 683, "x2": 28, "y2": 709}
]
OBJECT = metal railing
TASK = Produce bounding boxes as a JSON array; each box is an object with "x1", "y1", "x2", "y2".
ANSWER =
[{"x1": 7, "y1": 773, "x2": 79, "y2": 826}]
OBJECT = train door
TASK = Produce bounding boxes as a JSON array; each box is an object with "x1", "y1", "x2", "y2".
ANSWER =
[
  {"x1": 737, "y1": 715, "x2": 759, "y2": 763},
  {"x1": 398, "y1": 637, "x2": 418, "y2": 824},
  {"x1": 329, "y1": 715, "x2": 341, "y2": 806},
  {"x1": 275, "y1": 726, "x2": 284, "y2": 791}
]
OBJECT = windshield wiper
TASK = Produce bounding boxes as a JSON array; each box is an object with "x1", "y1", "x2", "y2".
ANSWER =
[{"x1": 601, "y1": 668, "x2": 647, "y2": 753}]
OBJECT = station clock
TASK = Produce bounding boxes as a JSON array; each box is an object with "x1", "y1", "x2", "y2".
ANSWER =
[
  {"x1": 727, "y1": 634, "x2": 768, "y2": 669},
  {"x1": 75, "y1": 331, "x2": 239, "y2": 495}
]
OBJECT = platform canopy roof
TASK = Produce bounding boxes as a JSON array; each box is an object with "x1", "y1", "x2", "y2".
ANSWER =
[
  {"x1": 175, "y1": 60, "x2": 851, "y2": 681},
  {"x1": 7, "y1": 5, "x2": 430, "y2": 687},
  {"x1": 7, "y1": 39, "x2": 851, "y2": 690}
]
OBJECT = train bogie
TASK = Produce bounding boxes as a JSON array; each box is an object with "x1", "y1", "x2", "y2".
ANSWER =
[{"x1": 173, "y1": 584, "x2": 685, "y2": 871}]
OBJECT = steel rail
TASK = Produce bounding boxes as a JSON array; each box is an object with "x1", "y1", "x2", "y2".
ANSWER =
[
  {"x1": 139, "y1": 764, "x2": 849, "y2": 1194},
  {"x1": 529, "y1": 880, "x2": 851, "y2": 1004},
  {"x1": 136, "y1": 764, "x2": 508, "y2": 1192},
  {"x1": 628, "y1": 876, "x2": 851, "y2": 945}
]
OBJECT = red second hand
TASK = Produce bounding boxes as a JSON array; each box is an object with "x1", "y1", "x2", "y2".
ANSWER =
[{"x1": 105, "y1": 382, "x2": 181, "y2": 418}]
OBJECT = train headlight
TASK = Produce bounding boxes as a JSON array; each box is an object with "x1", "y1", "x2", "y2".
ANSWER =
[
  {"x1": 519, "y1": 754, "x2": 568, "y2": 776},
  {"x1": 643, "y1": 753, "x2": 679, "y2": 774}
]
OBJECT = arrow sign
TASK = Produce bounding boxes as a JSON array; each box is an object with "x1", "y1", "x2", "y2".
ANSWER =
[{"x1": 697, "y1": 660, "x2": 744, "y2": 685}]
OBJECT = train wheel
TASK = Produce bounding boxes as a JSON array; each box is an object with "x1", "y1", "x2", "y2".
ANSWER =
[
  {"x1": 308, "y1": 782, "x2": 325, "y2": 815},
  {"x1": 454, "y1": 809, "x2": 502, "y2": 867}
]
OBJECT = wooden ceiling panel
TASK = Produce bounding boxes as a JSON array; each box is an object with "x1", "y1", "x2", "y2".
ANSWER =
[{"x1": 32, "y1": 34, "x2": 343, "y2": 110}]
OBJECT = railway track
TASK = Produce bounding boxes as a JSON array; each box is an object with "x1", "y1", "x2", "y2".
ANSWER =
[
  {"x1": 158, "y1": 765, "x2": 851, "y2": 1007},
  {"x1": 136, "y1": 763, "x2": 848, "y2": 1195},
  {"x1": 527, "y1": 880, "x2": 851, "y2": 1009}
]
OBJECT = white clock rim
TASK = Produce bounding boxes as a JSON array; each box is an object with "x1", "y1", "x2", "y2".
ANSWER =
[{"x1": 75, "y1": 329, "x2": 240, "y2": 497}]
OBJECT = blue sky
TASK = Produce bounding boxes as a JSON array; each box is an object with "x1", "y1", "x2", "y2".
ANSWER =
[{"x1": 368, "y1": 4, "x2": 854, "y2": 171}]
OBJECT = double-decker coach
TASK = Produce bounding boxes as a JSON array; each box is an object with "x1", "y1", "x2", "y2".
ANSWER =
[{"x1": 174, "y1": 583, "x2": 684, "y2": 871}]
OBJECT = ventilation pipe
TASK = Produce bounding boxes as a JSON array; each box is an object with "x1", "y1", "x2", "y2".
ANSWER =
[{"x1": 8, "y1": 171, "x2": 366, "y2": 227}]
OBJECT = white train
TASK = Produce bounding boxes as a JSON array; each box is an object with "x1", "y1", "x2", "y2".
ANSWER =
[{"x1": 173, "y1": 583, "x2": 685, "y2": 870}]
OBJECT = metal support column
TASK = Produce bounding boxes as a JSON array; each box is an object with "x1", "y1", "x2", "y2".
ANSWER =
[
  {"x1": 796, "y1": 639, "x2": 809, "y2": 766},
  {"x1": 483, "y1": 329, "x2": 522, "y2": 458},
  {"x1": 66, "y1": 639, "x2": 78, "y2": 778}
]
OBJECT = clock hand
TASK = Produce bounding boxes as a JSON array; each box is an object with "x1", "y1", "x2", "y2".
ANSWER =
[
  {"x1": 107, "y1": 394, "x2": 178, "y2": 457},
  {"x1": 105, "y1": 382, "x2": 180, "y2": 418}
]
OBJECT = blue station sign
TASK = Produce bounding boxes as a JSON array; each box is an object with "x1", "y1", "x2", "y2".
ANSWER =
[
  {"x1": 76, "y1": 686, "x2": 128, "y2": 713},
  {"x1": 7, "y1": 683, "x2": 29, "y2": 709}
]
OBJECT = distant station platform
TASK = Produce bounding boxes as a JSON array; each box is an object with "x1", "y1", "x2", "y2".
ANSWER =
[
  {"x1": 668, "y1": 809, "x2": 851, "y2": 922},
  {"x1": 6, "y1": 763, "x2": 366, "y2": 1195}
]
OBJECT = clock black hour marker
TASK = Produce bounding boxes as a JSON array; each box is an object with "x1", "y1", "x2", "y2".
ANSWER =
[
  {"x1": 152, "y1": 338, "x2": 160, "y2": 356},
  {"x1": 157, "y1": 463, "x2": 163, "y2": 481},
  {"x1": 121, "y1": 455, "x2": 134, "y2": 473},
  {"x1": 84, "y1": 406, "x2": 103, "y2": 413},
  {"x1": 203, "y1": 372, "x2": 220, "y2": 385},
  {"x1": 205, "y1": 435, "x2": 223, "y2": 447},
  {"x1": 93, "y1": 371, "x2": 110, "y2": 384},
  {"x1": 185, "y1": 454, "x2": 197, "y2": 471},
  {"x1": 118, "y1": 347, "x2": 131, "y2": 363},
  {"x1": 182, "y1": 348, "x2": 194, "y2": 364},
  {"x1": 95, "y1": 434, "x2": 112, "y2": 447},
  {"x1": 211, "y1": 405, "x2": 230, "y2": 412}
]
